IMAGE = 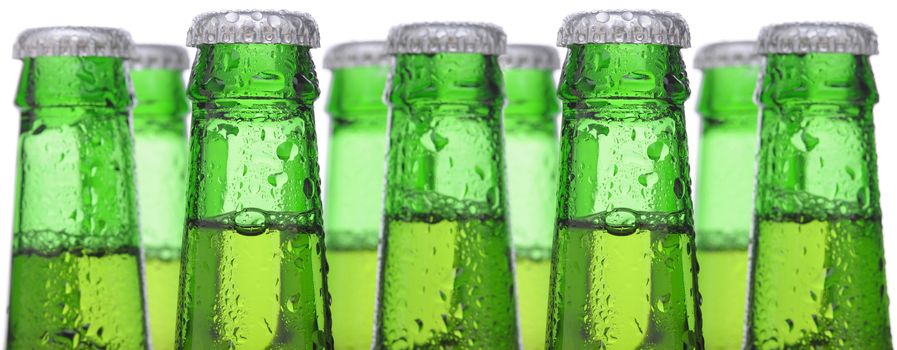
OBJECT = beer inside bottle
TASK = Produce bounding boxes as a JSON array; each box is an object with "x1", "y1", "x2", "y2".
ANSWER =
[
  {"x1": 547, "y1": 11, "x2": 702, "y2": 349},
  {"x1": 375, "y1": 23, "x2": 519, "y2": 348},
  {"x1": 322, "y1": 42, "x2": 390, "y2": 350},
  {"x1": 500, "y1": 44, "x2": 560, "y2": 350},
  {"x1": 7, "y1": 27, "x2": 148, "y2": 349},
  {"x1": 746, "y1": 23, "x2": 891, "y2": 349},
  {"x1": 176, "y1": 11, "x2": 332, "y2": 349},
  {"x1": 692, "y1": 41, "x2": 760, "y2": 350},
  {"x1": 131, "y1": 44, "x2": 190, "y2": 350}
]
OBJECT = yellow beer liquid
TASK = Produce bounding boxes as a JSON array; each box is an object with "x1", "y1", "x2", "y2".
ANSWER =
[
  {"x1": 516, "y1": 257, "x2": 550, "y2": 349},
  {"x1": 328, "y1": 249, "x2": 378, "y2": 349},
  {"x1": 145, "y1": 256, "x2": 180, "y2": 350}
]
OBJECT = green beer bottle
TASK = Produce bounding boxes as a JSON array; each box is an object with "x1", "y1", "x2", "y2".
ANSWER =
[
  {"x1": 131, "y1": 44, "x2": 190, "y2": 350},
  {"x1": 692, "y1": 41, "x2": 759, "y2": 350},
  {"x1": 546, "y1": 10, "x2": 702, "y2": 349},
  {"x1": 500, "y1": 44, "x2": 560, "y2": 350},
  {"x1": 8, "y1": 27, "x2": 148, "y2": 349},
  {"x1": 176, "y1": 10, "x2": 332, "y2": 349},
  {"x1": 374, "y1": 22, "x2": 519, "y2": 348},
  {"x1": 322, "y1": 41, "x2": 390, "y2": 350},
  {"x1": 746, "y1": 22, "x2": 891, "y2": 349}
]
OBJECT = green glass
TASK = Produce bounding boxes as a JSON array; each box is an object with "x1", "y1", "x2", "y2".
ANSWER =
[
  {"x1": 546, "y1": 44, "x2": 702, "y2": 349},
  {"x1": 746, "y1": 52, "x2": 891, "y2": 349},
  {"x1": 8, "y1": 56, "x2": 148, "y2": 349},
  {"x1": 504, "y1": 67, "x2": 559, "y2": 349},
  {"x1": 176, "y1": 44, "x2": 332, "y2": 349},
  {"x1": 374, "y1": 53, "x2": 519, "y2": 348},
  {"x1": 131, "y1": 66, "x2": 189, "y2": 350},
  {"x1": 693, "y1": 64, "x2": 759, "y2": 350},
  {"x1": 324, "y1": 65, "x2": 389, "y2": 349}
]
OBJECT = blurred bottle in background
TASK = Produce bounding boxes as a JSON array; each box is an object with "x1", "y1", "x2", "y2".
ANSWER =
[
  {"x1": 375, "y1": 22, "x2": 520, "y2": 348},
  {"x1": 546, "y1": 10, "x2": 703, "y2": 349},
  {"x1": 176, "y1": 10, "x2": 332, "y2": 349},
  {"x1": 746, "y1": 22, "x2": 891, "y2": 349},
  {"x1": 8, "y1": 27, "x2": 148, "y2": 349},
  {"x1": 323, "y1": 41, "x2": 390, "y2": 350},
  {"x1": 131, "y1": 43, "x2": 190, "y2": 350},
  {"x1": 692, "y1": 41, "x2": 759, "y2": 350},
  {"x1": 500, "y1": 43, "x2": 560, "y2": 350}
]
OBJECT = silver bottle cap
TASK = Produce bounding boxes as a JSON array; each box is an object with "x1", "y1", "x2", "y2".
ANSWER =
[
  {"x1": 500, "y1": 44, "x2": 560, "y2": 70},
  {"x1": 758, "y1": 22, "x2": 877, "y2": 55},
  {"x1": 557, "y1": 10, "x2": 690, "y2": 48},
  {"x1": 694, "y1": 41, "x2": 760, "y2": 69},
  {"x1": 323, "y1": 41, "x2": 390, "y2": 69},
  {"x1": 13, "y1": 26, "x2": 134, "y2": 59},
  {"x1": 132, "y1": 44, "x2": 190, "y2": 70},
  {"x1": 386, "y1": 22, "x2": 506, "y2": 55},
  {"x1": 186, "y1": 10, "x2": 320, "y2": 48}
]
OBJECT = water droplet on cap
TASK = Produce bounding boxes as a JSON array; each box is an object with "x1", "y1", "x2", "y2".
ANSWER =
[{"x1": 224, "y1": 12, "x2": 239, "y2": 23}]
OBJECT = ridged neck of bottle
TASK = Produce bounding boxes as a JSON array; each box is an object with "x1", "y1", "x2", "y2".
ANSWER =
[
  {"x1": 325, "y1": 66, "x2": 389, "y2": 123},
  {"x1": 132, "y1": 68, "x2": 189, "y2": 122},
  {"x1": 189, "y1": 44, "x2": 320, "y2": 108},
  {"x1": 503, "y1": 68, "x2": 559, "y2": 124},
  {"x1": 388, "y1": 53, "x2": 503, "y2": 111},
  {"x1": 696, "y1": 65, "x2": 760, "y2": 123},
  {"x1": 15, "y1": 56, "x2": 131, "y2": 111},
  {"x1": 558, "y1": 44, "x2": 690, "y2": 107},
  {"x1": 759, "y1": 53, "x2": 877, "y2": 108}
]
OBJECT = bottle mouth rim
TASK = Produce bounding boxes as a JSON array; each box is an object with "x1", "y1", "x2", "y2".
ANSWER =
[
  {"x1": 757, "y1": 22, "x2": 877, "y2": 55},
  {"x1": 556, "y1": 10, "x2": 691, "y2": 48},
  {"x1": 186, "y1": 10, "x2": 320, "y2": 48},
  {"x1": 323, "y1": 41, "x2": 391, "y2": 69},
  {"x1": 386, "y1": 21, "x2": 507, "y2": 55},
  {"x1": 14, "y1": 26, "x2": 135, "y2": 59}
]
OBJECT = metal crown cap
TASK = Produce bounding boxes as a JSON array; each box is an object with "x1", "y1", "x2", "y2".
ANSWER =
[
  {"x1": 557, "y1": 10, "x2": 690, "y2": 48},
  {"x1": 323, "y1": 41, "x2": 390, "y2": 69},
  {"x1": 186, "y1": 10, "x2": 320, "y2": 47},
  {"x1": 500, "y1": 44, "x2": 560, "y2": 70},
  {"x1": 13, "y1": 26, "x2": 135, "y2": 59},
  {"x1": 133, "y1": 44, "x2": 190, "y2": 70},
  {"x1": 387, "y1": 22, "x2": 506, "y2": 55},
  {"x1": 694, "y1": 41, "x2": 760, "y2": 69},
  {"x1": 758, "y1": 22, "x2": 877, "y2": 55}
]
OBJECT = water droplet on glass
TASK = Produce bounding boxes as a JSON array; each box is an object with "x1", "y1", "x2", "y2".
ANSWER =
[
  {"x1": 606, "y1": 209, "x2": 637, "y2": 236},
  {"x1": 647, "y1": 140, "x2": 669, "y2": 161},
  {"x1": 234, "y1": 208, "x2": 267, "y2": 236},
  {"x1": 267, "y1": 172, "x2": 287, "y2": 188},
  {"x1": 431, "y1": 130, "x2": 449, "y2": 151},
  {"x1": 638, "y1": 172, "x2": 658, "y2": 187}
]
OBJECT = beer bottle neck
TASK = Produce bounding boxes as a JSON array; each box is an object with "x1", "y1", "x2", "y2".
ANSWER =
[
  {"x1": 186, "y1": 43, "x2": 323, "y2": 221},
  {"x1": 389, "y1": 53, "x2": 503, "y2": 111},
  {"x1": 16, "y1": 56, "x2": 131, "y2": 112},
  {"x1": 693, "y1": 65, "x2": 760, "y2": 250},
  {"x1": 504, "y1": 68, "x2": 558, "y2": 129},
  {"x1": 325, "y1": 66, "x2": 389, "y2": 125},
  {"x1": 756, "y1": 53, "x2": 879, "y2": 220},
  {"x1": 189, "y1": 44, "x2": 320, "y2": 111},
  {"x1": 696, "y1": 65, "x2": 759, "y2": 125},
  {"x1": 132, "y1": 68, "x2": 189, "y2": 126},
  {"x1": 14, "y1": 56, "x2": 138, "y2": 250},
  {"x1": 760, "y1": 53, "x2": 878, "y2": 107},
  {"x1": 558, "y1": 44, "x2": 689, "y2": 107},
  {"x1": 385, "y1": 53, "x2": 505, "y2": 220},
  {"x1": 555, "y1": 43, "x2": 693, "y2": 226}
]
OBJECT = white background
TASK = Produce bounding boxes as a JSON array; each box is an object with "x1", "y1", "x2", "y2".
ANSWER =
[{"x1": 0, "y1": 0, "x2": 894, "y2": 344}]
